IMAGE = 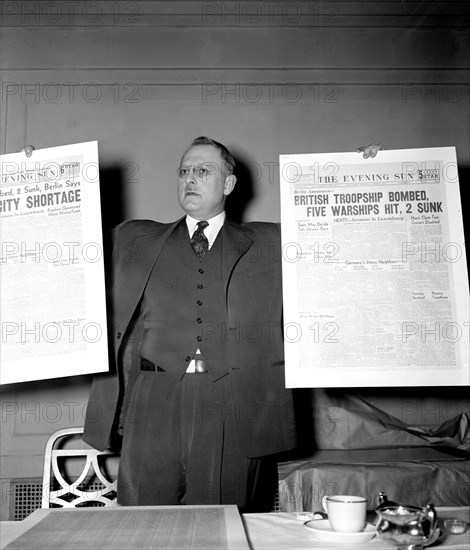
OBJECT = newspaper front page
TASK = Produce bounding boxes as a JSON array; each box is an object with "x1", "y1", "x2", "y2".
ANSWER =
[
  {"x1": 0, "y1": 141, "x2": 108, "y2": 384},
  {"x1": 280, "y1": 147, "x2": 469, "y2": 387}
]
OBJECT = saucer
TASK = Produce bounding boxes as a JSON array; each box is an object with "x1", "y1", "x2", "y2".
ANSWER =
[{"x1": 305, "y1": 519, "x2": 376, "y2": 544}]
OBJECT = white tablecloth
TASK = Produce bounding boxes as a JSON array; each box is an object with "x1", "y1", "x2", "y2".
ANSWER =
[{"x1": 242, "y1": 507, "x2": 470, "y2": 549}]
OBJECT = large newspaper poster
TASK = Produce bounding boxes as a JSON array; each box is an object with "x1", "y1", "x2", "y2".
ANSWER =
[
  {"x1": 0, "y1": 141, "x2": 108, "y2": 384},
  {"x1": 280, "y1": 147, "x2": 469, "y2": 388}
]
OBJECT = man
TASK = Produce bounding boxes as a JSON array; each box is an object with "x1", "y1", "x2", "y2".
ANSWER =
[{"x1": 82, "y1": 137, "x2": 382, "y2": 510}]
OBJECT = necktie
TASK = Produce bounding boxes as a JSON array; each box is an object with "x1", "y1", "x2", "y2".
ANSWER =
[{"x1": 191, "y1": 221, "x2": 209, "y2": 258}]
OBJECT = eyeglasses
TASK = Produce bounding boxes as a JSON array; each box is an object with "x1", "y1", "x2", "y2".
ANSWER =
[{"x1": 177, "y1": 163, "x2": 219, "y2": 179}]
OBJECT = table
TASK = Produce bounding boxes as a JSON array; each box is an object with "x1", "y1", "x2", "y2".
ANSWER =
[
  {"x1": 0, "y1": 506, "x2": 468, "y2": 549},
  {"x1": 0, "y1": 505, "x2": 249, "y2": 550},
  {"x1": 242, "y1": 507, "x2": 470, "y2": 549}
]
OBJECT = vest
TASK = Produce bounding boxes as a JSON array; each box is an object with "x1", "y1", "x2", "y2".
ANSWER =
[{"x1": 139, "y1": 221, "x2": 229, "y2": 380}]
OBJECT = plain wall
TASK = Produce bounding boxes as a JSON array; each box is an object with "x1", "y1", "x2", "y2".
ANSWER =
[{"x1": 1, "y1": 1, "x2": 469, "y2": 519}]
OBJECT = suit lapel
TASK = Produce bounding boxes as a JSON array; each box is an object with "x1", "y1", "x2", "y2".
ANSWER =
[
  {"x1": 114, "y1": 218, "x2": 184, "y2": 343},
  {"x1": 220, "y1": 218, "x2": 254, "y2": 298}
]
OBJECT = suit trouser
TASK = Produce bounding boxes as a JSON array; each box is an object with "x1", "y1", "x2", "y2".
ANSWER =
[{"x1": 117, "y1": 367, "x2": 276, "y2": 510}]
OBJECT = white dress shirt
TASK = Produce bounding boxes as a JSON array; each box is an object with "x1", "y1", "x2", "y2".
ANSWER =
[{"x1": 185, "y1": 211, "x2": 225, "y2": 249}]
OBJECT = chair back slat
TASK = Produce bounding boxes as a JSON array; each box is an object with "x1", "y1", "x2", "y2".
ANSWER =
[{"x1": 42, "y1": 427, "x2": 119, "y2": 508}]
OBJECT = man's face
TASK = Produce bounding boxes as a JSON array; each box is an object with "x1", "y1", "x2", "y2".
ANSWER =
[{"x1": 177, "y1": 145, "x2": 236, "y2": 220}]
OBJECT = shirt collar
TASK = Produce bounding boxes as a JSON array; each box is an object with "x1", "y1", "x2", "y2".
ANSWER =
[{"x1": 186, "y1": 211, "x2": 226, "y2": 246}]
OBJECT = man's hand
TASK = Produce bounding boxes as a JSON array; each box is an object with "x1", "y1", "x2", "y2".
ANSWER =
[
  {"x1": 356, "y1": 143, "x2": 384, "y2": 159},
  {"x1": 19, "y1": 145, "x2": 35, "y2": 157}
]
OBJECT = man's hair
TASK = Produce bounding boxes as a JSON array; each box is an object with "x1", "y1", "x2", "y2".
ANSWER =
[{"x1": 189, "y1": 136, "x2": 236, "y2": 175}]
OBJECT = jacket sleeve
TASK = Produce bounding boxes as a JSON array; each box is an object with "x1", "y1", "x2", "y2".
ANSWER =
[
  {"x1": 82, "y1": 225, "x2": 121, "y2": 451},
  {"x1": 83, "y1": 219, "x2": 169, "y2": 450}
]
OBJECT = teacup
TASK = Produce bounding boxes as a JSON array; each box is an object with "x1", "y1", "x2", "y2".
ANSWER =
[{"x1": 322, "y1": 495, "x2": 367, "y2": 532}]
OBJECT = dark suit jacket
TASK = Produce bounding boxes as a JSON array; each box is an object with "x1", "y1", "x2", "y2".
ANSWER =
[{"x1": 83, "y1": 216, "x2": 296, "y2": 458}]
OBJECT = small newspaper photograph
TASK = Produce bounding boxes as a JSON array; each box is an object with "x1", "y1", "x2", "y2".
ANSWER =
[
  {"x1": 280, "y1": 147, "x2": 469, "y2": 388},
  {"x1": 0, "y1": 141, "x2": 109, "y2": 384}
]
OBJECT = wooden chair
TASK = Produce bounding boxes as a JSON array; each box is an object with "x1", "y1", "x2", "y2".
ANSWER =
[{"x1": 42, "y1": 427, "x2": 118, "y2": 508}]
